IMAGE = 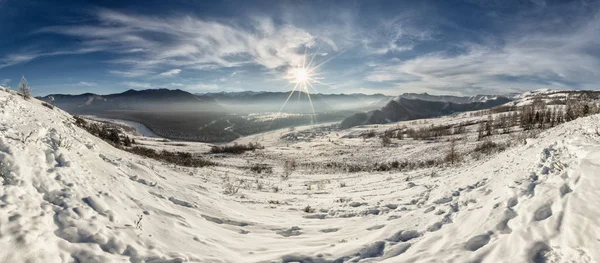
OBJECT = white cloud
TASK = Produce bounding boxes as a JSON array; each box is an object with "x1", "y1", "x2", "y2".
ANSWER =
[
  {"x1": 1, "y1": 79, "x2": 10, "y2": 85},
  {"x1": 77, "y1": 81, "x2": 97, "y2": 87},
  {"x1": 157, "y1": 69, "x2": 182, "y2": 77}
]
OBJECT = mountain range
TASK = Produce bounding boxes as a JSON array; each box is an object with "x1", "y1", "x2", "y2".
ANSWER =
[
  {"x1": 40, "y1": 89, "x2": 392, "y2": 114},
  {"x1": 41, "y1": 89, "x2": 221, "y2": 114}
]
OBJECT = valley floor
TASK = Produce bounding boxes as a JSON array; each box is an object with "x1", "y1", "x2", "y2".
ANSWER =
[{"x1": 1, "y1": 88, "x2": 599, "y2": 262}]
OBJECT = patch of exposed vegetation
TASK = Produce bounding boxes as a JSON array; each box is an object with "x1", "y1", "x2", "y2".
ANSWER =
[{"x1": 210, "y1": 142, "x2": 264, "y2": 154}]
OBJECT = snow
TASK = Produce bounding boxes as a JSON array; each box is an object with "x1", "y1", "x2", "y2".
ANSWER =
[
  {"x1": 85, "y1": 115, "x2": 161, "y2": 138},
  {"x1": 0, "y1": 86, "x2": 599, "y2": 262}
]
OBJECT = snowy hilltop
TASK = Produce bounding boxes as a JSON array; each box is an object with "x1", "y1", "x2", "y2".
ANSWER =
[{"x1": 1, "y1": 86, "x2": 599, "y2": 262}]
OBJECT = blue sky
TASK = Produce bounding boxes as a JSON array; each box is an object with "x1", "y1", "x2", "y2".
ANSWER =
[{"x1": 0, "y1": 0, "x2": 599, "y2": 96}]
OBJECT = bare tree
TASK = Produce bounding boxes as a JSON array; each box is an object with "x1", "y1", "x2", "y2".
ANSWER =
[
  {"x1": 18, "y1": 76, "x2": 31, "y2": 99},
  {"x1": 485, "y1": 116, "x2": 493, "y2": 136},
  {"x1": 477, "y1": 121, "x2": 485, "y2": 141},
  {"x1": 444, "y1": 138, "x2": 460, "y2": 165}
]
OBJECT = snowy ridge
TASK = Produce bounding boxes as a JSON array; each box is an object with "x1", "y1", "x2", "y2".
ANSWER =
[{"x1": 0, "y1": 87, "x2": 599, "y2": 262}]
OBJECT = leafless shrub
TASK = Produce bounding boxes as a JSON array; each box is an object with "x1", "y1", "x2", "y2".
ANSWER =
[
  {"x1": 41, "y1": 102, "x2": 54, "y2": 110},
  {"x1": 303, "y1": 205, "x2": 315, "y2": 213},
  {"x1": 381, "y1": 136, "x2": 392, "y2": 147},
  {"x1": 453, "y1": 123, "x2": 467, "y2": 135},
  {"x1": 210, "y1": 142, "x2": 264, "y2": 154},
  {"x1": 473, "y1": 140, "x2": 499, "y2": 155},
  {"x1": 128, "y1": 146, "x2": 214, "y2": 167},
  {"x1": 282, "y1": 159, "x2": 296, "y2": 180},
  {"x1": 223, "y1": 181, "x2": 240, "y2": 195},
  {"x1": 250, "y1": 163, "x2": 273, "y2": 174},
  {"x1": 361, "y1": 130, "x2": 376, "y2": 139},
  {"x1": 134, "y1": 214, "x2": 143, "y2": 231},
  {"x1": 316, "y1": 180, "x2": 326, "y2": 191}
]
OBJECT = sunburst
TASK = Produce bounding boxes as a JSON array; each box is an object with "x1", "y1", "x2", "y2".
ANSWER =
[{"x1": 278, "y1": 48, "x2": 334, "y2": 124}]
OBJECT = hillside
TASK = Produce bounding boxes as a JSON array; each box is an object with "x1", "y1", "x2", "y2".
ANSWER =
[
  {"x1": 340, "y1": 96, "x2": 512, "y2": 128},
  {"x1": 399, "y1": 93, "x2": 503, "y2": 104},
  {"x1": 1, "y1": 86, "x2": 599, "y2": 262}
]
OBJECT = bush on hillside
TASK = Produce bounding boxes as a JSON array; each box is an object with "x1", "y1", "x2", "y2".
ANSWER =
[{"x1": 210, "y1": 142, "x2": 263, "y2": 154}]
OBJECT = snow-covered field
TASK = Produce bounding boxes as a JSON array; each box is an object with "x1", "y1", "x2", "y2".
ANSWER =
[{"x1": 1, "y1": 87, "x2": 599, "y2": 262}]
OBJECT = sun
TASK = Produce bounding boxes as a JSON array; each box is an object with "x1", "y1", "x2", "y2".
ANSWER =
[
  {"x1": 295, "y1": 68, "x2": 309, "y2": 83},
  {"x1": 275, "y1": 50, "x2": 337, "y2": 126},
  {"x1": 289, "y1": 67, "x2": 311, "y2": 84}
]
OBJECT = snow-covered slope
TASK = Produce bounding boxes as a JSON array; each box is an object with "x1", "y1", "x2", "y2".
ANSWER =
[{"x1": 1, "y1": 87, "x2": 599, "y2": 262}]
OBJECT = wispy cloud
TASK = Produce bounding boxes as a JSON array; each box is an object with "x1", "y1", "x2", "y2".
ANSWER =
[
  {"x1": 0, "y1": 48, "x2": 100, "y2": 69},
  {"x1": 38, "y1": 9, "x2": 338, "y2": 76},
  {"x1": 77, "y1": 81, "x2": 97, "y2": 87},
  {"x1": 365, "y1": 15, "x2": 600, "y2": 94},
  {"x1": 157, "y1": 69, "x2": 181, "y2": 77},
  {"x1": 108, "y1": 69, "x2": 151, "y2": 78},
  {"x1": 1, "y1": 79, "x2": 10, "y2": 86},
  {"x1": 363, "y1": 16, "x2": 435, "y2": 55}
]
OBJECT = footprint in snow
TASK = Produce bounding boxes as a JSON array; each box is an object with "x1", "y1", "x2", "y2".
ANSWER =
[
  {"x1": 559, "y1": 184, "x2": 572, "y2": 197},
  {"x1": 386, "y1": 230, "x2": 420, "y2": 242},
  {"x1": 320, "y1": 228, "x2": 339, "y2": 233},
  {"x1": 533, "y1": 203, "x2": 553, "y2": 221},
  {"x1": 276, "y1": 226, "x2": 302, "y2": 237},
  {"x1": 366, "y1": 225, "x2": 385, "y2": 231},
  {"x1": 464, "y1": 232, "x2": 492, "y2": 251},
  {"x1": 496, "y1": 209, "x2": 518, "y2": 234}
]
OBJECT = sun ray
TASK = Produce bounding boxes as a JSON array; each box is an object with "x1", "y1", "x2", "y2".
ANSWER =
[
  {"x1": 278, "y1": 82, "x2": 300, "y2": 113},
  {"x1": 305, "y1": 80, "x2": 319, "y2": 94},
  {"x1": 312, "y1": 79, "x2": 337, "y2": 90},
  {"x1": 307, "y1": 49, "x2": 347, "y2": 74},
  {"x1": 306, "y1": 45, "x2": 321, "y2": 69},
  {"x1": 302, "y1": 46, "x2": 307, "y2": 69},
  {"x1": 303, "y1": 83, "x2": 317, "y2": 124},
  {"x1": 277, "y1": 47, "x2": 340, "y2": 127}
]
